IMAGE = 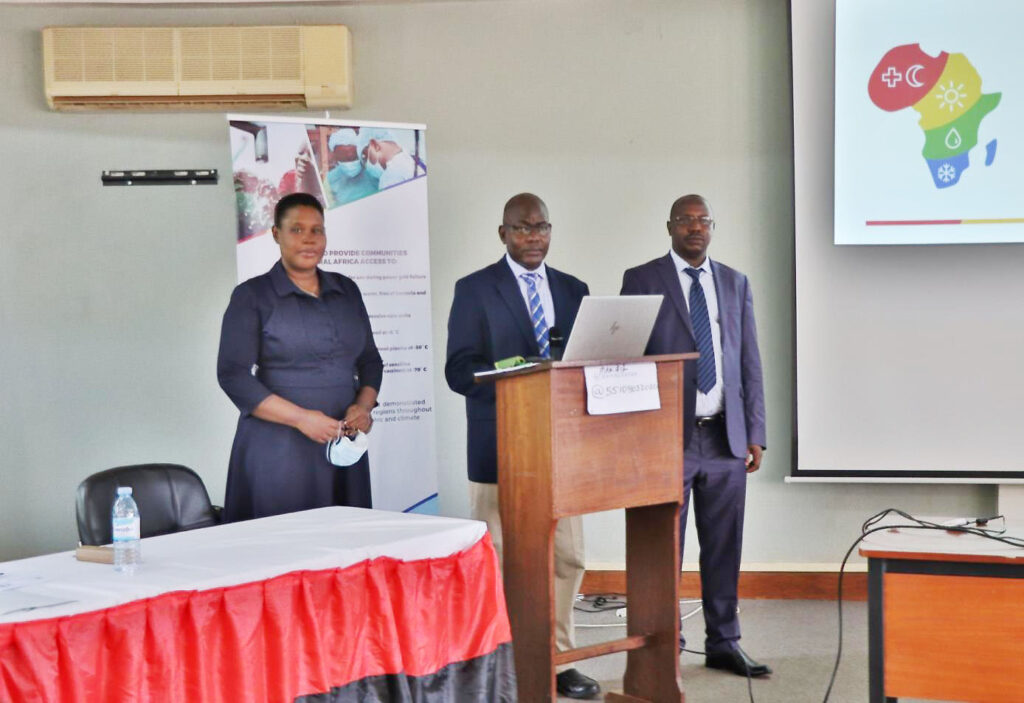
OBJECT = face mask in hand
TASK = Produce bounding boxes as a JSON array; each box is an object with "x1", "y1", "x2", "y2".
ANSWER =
[{"x1": 326, "y1": 431, "x2": 369, "y2": 467}]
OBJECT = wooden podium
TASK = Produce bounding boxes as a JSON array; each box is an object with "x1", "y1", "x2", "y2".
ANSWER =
[{"x1": 487, "y1": 353, "x2": 695, "y2": 702}]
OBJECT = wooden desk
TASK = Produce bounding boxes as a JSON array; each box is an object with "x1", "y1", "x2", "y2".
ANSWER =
[{"x1": 859, "y1": 520, "x2": 1024, "y2": 703}]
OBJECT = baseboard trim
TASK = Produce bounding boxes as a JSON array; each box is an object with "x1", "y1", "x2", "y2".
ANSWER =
[{"x1": 581, "y1": 570, "x2": 867, "y2": 601}]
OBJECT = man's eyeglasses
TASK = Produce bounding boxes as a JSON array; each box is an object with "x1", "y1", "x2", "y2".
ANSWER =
[
  {"x1": 504, "y1": 222, "x2": 552, "y2": 236},
  {"x1": 669, "y1": 215, "x2": 714, "y2": 228}
]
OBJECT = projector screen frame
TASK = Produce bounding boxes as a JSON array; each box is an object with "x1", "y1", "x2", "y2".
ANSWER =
[{"x1": 787, "y1": 0, "x2": 1024, "y2": 483}]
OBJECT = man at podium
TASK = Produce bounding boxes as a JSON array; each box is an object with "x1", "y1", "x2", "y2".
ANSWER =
[
  {"x1": 621, "y1": 194, "x2": 770, "y2": 678},
  {"x1": 445, "y1": 193, "x2": 600, "y2": 700}
]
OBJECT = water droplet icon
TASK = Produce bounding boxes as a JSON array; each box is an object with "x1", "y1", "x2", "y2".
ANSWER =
[{"x1": 945, "y1": 127, "x2": 963, "y2": 150}]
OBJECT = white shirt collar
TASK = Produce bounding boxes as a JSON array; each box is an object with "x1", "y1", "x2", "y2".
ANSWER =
[
  {"x1": 669, "y1": 249, "x2": 711, "y2": 275},
  {"x1": 505, "y1": 253, "x2": 547, "y2": 281}
]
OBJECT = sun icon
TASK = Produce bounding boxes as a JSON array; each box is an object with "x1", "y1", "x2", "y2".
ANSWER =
[{"x1": 935, "y1": 81, "x2": 967, "y2": 112}]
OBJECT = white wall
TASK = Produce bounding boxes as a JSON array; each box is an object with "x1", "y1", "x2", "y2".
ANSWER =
[{"x1": 0, "y1": 0, "x2": 993, "y2": 564}]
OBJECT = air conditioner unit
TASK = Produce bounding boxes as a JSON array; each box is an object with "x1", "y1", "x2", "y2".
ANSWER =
[{"x1": 42, "y1": 25, "x2": 352, "y2": 111}]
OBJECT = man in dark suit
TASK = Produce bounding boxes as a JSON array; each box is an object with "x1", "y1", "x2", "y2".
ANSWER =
[
  {"x1": 621, "y1": 194, "x2": 770, "y2": 677},
  {"x1": 445, "y1": 193, "x2": 599, "y2": 700}
]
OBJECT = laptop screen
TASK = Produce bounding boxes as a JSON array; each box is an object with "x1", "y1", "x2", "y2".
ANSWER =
[{"x1": 560, "y1": 295, "x2": 663, "y2": 362}]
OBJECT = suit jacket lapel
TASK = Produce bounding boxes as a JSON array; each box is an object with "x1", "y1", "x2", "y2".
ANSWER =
[
  {"x1": 710, "y1": 259, "x2": 732, "y2": 352},
  {"x1": 492, "y1": 259, "x2": 538, "y2": 351},
  {"x1": 656, "y1": 254, "x2": 694, "y2": 339}
]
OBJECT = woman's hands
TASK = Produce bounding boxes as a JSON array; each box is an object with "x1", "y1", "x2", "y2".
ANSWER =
[
  {"x1": 295, "y1": 409, "x2": 344, "y2": 444},
  {"x1": 342, "y1": 403, "x2": 374, "y2": 435},
  {"x1": 251, "y1": 390, "x2": 376, "y2": 443},
  {"x1": 342, "y1": 387, "x2": 379, "y2": 435}
]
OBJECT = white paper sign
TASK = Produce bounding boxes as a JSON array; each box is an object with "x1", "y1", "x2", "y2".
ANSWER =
[{"x1": 583, "y1": 363, "x2": 661, "y2": 415}]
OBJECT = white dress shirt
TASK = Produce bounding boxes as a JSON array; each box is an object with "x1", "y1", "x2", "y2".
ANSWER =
[
  {"x1": 506, "y1": 253, "x2": 556, "y2": 329},
  {"x1": 669, "y1": 249, "x2": 724, "y2": 416}
]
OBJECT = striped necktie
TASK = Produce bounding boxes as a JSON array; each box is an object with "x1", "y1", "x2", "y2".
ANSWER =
[
  {"x1": 684, "y1": 268, "x2": 716, "y2": 393},
  {"x1": 521, "y1": 273, "x2": 550, "y2": 359}
]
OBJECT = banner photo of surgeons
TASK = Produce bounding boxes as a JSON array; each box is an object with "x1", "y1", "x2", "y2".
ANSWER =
[{"x1": 228, "y1": 114, "x2": 438, "y2": 514}]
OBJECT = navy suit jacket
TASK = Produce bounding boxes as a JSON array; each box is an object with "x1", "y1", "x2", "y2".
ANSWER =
[
  {"x1": 621, "y1": 254, "x2": 765, "y2": 458},
  {"x1": 446, "y1": 259, "x2": 590, "y2": 483}
]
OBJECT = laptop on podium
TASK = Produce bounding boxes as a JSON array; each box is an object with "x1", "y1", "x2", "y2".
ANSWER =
[{"x1": 560, "y1": 295, "x2": 663, "y2": 362}]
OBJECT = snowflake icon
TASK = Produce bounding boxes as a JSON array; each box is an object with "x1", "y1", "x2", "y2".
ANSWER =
[{"x1": 937, "y1": 163, "x2": 957, "y2": 183}]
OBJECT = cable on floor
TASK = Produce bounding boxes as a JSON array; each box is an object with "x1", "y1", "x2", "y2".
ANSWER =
[{"x1": 822, "y1": 509, "x2": 1021, "y2": 703}]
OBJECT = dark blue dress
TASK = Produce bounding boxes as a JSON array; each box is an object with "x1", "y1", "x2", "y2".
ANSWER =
[{"x1": 217, "y1": 260, "x2": 383, "y2": 521}]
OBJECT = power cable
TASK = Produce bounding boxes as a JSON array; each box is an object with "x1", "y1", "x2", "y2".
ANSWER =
[{"x1": 822, "y1": 509, "x2": 1022, "y2": 702}]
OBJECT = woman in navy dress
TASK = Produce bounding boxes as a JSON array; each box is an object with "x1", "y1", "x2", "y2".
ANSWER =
[{"x1": 217, "y1": 192, "x2": 382, "y2": 521}]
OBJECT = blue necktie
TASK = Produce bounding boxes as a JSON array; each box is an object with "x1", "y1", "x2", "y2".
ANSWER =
[
  {"x1": 684, "y1": 268, "x2": 716, "y2": 393},
  {"x1": 521, "y1": 273, "x2": 550, "y2": 359}
]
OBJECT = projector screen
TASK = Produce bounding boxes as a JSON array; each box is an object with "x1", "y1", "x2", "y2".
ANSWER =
[{"x1": 791, "y1": 0, "x2": 1024, "y2": 481}]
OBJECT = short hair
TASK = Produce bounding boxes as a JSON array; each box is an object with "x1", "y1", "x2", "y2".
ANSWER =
[
  {"x1": 502, "y1": 193, "x2": 547, "y2": 222},
  {"x1": 669, "y1": 194, "x2": 713, "y2": 220},
  {"x1": 274, "y1": 192, "x2": 324, "y2": 228}
]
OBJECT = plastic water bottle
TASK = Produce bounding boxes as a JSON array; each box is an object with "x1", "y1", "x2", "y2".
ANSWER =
[{"x1": 112, "y1": 486, "x2": 141, "y2": 573}]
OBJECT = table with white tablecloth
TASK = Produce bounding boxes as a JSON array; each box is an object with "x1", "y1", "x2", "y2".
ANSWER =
[{"x1": 0, "y1": 507, "x2": 515, "y2": 702}]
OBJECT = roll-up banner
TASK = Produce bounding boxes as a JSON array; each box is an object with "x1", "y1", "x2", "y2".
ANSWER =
[{"x1": 227, "y1": 115, "x2": 438, "y2": 513}]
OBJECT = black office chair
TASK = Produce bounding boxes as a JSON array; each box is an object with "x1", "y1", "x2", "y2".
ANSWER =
[{"x1": 76, "y1": 464, "x2": 222, "y2": 546}]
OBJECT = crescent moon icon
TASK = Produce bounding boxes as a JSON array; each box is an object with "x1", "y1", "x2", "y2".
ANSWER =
[{"x1": 906, "y1": 64, "x2": 925, "y2": 88}]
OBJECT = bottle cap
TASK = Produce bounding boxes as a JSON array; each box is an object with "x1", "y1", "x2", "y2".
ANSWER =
[{"x1": 117, "y1": 486, "x2": 133, "y2": 496}]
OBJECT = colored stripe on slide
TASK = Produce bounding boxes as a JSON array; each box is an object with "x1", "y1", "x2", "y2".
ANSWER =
[{"x1": 866, "y1": 218, "x2": 1024, "y2": 226}]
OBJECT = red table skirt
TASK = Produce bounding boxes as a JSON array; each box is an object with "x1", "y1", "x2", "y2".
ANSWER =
[{"x1": 0, "y1": 534, "x2": 515, "y2": 702}]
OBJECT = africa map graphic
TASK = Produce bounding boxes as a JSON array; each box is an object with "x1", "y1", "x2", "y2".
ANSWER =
[{"x1": 869, "y1": 44, "x2": 1001, "y2": 189}]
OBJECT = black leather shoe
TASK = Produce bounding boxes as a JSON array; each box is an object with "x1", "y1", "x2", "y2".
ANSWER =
[
  {"x1": 556, "y1": 668, "x2": 601, "y2": 699},
  {"x1": 705, "y1": 647, "x2": 772, "y2": 677}
]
